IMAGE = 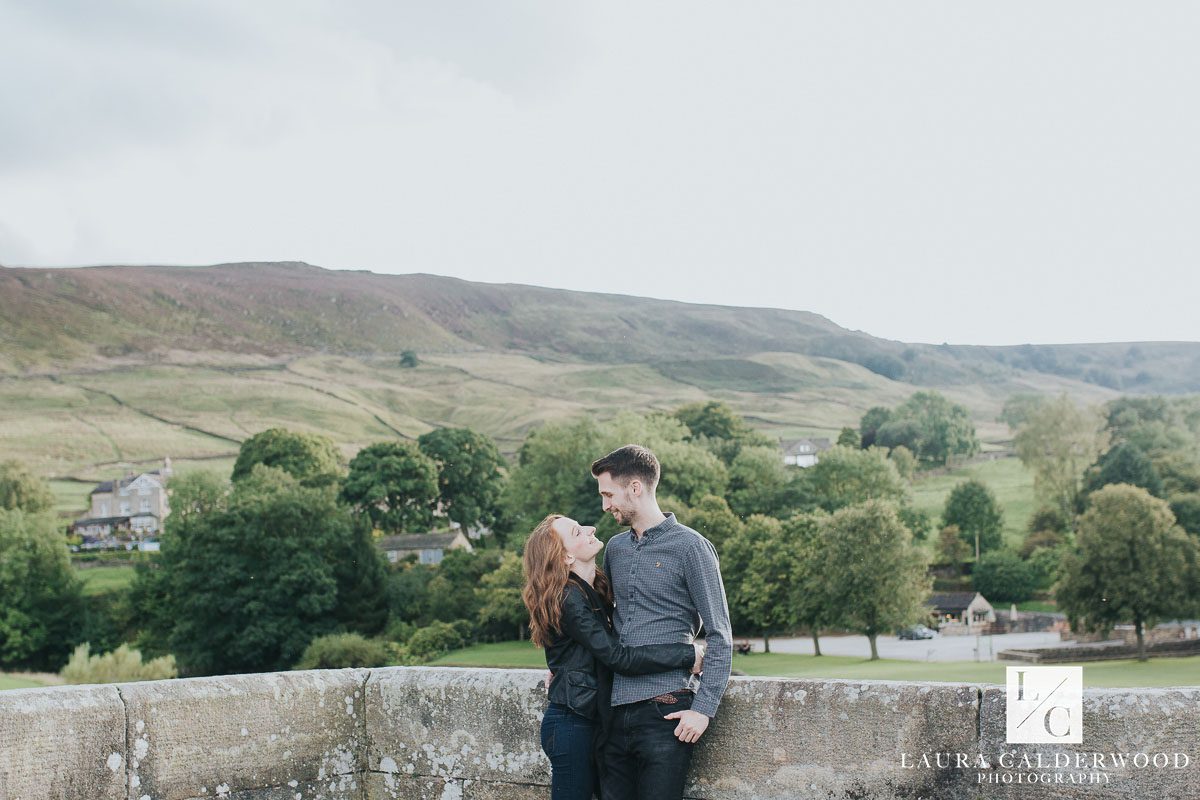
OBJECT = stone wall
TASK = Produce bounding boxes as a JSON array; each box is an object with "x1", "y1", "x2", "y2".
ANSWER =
[{"x1": 2, "y1": 667, "x2": 1198, "y2": 800}]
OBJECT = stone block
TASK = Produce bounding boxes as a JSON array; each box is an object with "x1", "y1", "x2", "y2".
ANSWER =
[
  {"x1": 978, "y1": 685, "x2": 1200, "y2": 799},
  {"x1": 118, "y1": 668, "x2": 369, "y2": 800},
  {"x1": 365, "y1": 667, "x2": 551, "y2": 790},
  {"x1": 0, "y1": 684, "x2": 126, "y2": 800},
  {"x1": 688, "y1": 677, "x2": 981, "y2": 799}
]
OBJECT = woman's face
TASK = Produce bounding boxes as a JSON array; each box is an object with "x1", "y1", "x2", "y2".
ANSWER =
[{"x1": 551, "y1": 517, "x2": 602, "y2": 565}]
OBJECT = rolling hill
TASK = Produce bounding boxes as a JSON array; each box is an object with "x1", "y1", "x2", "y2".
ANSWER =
[
  {"x1": 1, "y1": 262, "x2": 1195, "y2": 508},
  {"x1": 3, "y1": 262, "x2": 1197, "y2": 392}
]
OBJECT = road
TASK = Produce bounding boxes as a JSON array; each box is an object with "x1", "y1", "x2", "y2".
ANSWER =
[{"x1": 743, "y1": 631, "x2": 1064, "y2": 662}]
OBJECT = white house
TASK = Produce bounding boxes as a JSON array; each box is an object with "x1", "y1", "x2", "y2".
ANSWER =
[{"x1": 781, "y1": 438, "x2": 833, "y2": 468}]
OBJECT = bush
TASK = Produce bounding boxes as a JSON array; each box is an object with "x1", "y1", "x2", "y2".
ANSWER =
[
  {"x1": 972, "y1": 550, "x2": 1037, "y2": 604},
  {"x1": 1019, "y1": 528, "x2": 1066, "y2": 559},
  {"x1": 60, "y1": 643, "x2": 177, "y2": 684},
  {"x1": 1027, "y1": 547, "x2": 1065, "y2": 592},
  {"x1": 293, "y1": 633, "x2": 391, "y2": 670},
  {"x1": 1027, "y1": 505, "x2": 1070, "y2": 535},
  {"x1": 404, "y1": 621, "x2": 467, "y2": 662}
]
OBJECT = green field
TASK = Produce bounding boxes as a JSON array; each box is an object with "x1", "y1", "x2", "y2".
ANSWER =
[
  {"x1": 910, "y1": 456, "x2": 1037, "y2": 549},
  {"x1": 430, "y1": 641, "x2": 1200, "y2": 688},
  {"x1": 0, "y1": 673, "x2": 60, "y2": 691},
  {"x1": 77, "y1": 565, "x2": 138, "y2": 596}
]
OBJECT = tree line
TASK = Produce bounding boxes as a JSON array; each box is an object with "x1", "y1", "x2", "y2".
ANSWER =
[{"x1": 2, "y1": 390, "x2": 1198, "y2": 676}]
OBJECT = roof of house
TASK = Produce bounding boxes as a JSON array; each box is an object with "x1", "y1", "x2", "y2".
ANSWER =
[
  {"x1": 378, "y1": 531, "x2": 465, "y2": 551},
  {"x1": 73, "y1": 515, "x2": 134, "y2": 527},
  {"x1": 927, "y1": 592, "x2": 985, "y2": 613},
  {"x1": 781, "y1": 438, "x2": 834, "y2": 456},
  {"x1": 90, "y1": 471, "x2": 164, "y2": 496}
]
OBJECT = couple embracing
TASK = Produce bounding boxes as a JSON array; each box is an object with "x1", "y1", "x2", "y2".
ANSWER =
[{"x1": 521, "y1": 444, "x2": 733, "y2": 800}]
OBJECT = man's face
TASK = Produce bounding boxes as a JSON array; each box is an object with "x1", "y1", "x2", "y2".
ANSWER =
[{"x1": 596, "y1": 471, "x2": 637, "y2": 526}]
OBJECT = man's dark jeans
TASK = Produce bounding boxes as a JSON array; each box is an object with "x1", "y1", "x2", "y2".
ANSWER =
[{"x1": 600, "y1": 691, "x2": 695, "y2": 800}]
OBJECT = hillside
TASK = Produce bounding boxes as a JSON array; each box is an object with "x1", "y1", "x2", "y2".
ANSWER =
[
  {"x1": 0, "y1": 262, "x2": 1193, "y2": 510},
  {"x1": 3, "y1": 262, "x2": 1198, "y2": 393}
]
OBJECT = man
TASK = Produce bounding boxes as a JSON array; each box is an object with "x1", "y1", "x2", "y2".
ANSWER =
[{"x1": 590, "y1": 444, "x2": 732, "y2": 800}]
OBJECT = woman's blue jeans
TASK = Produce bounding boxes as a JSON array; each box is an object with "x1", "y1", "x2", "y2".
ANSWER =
[{"x1": 542, "y1": 702, "x2": 597, "y2": 800}]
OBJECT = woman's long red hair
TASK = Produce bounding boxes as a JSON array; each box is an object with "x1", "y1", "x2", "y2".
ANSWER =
[{"x1": 522, "y1": 514, "x2": 612, "y2": 649}]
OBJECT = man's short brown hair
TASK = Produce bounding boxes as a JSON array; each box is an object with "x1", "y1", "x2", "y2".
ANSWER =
[{"x1": 590, "y1": 444, "x2": 660, "y2": 490}]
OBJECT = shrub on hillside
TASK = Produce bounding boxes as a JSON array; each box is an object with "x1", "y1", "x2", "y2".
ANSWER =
[
  {"x1": 293, "y1": 633, "x2": 391, "y2": 670},
  {"x1": 60, "y1": 643, "x2": 177, "y2": 684}
]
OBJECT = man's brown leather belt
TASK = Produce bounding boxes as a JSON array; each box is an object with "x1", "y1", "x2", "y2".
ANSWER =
[{"x1": 650, "y1": 690, "x2": 693, "y2": 704}]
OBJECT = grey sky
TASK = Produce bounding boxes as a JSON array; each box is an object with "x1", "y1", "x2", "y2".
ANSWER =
[{"x1": 1, "y1": 1, "x2": 1198, "y2": 346}]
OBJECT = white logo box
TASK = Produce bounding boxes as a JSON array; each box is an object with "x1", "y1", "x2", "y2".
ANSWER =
[{"x1": 1006, "y1": 666, "x2": 1083, "y2": 744}]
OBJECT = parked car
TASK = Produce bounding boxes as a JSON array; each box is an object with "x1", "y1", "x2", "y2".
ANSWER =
[{"x1": 897, "y1": 625, "x2": 936, "y2": 640}]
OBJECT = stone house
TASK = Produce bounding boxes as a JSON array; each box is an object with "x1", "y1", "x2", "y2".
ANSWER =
[
  {"x1": 927, "y1": 591, "x2": 996, "y2": 635},
  {"x1": 72, "y1": 458, "x2": 172, "y2": 538},
  {"x1": 378, "y1": 530, "x2": 474, "y2": 565}
]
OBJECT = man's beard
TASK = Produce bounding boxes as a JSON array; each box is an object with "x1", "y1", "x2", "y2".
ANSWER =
[{"x1": 611, "y1": 507, "x2": 633, "y2": 525}]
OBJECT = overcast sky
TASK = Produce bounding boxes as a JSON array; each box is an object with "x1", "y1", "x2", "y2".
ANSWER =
[{"x1": 2, "y1": 2, "x2": 1198, "y2": 346}]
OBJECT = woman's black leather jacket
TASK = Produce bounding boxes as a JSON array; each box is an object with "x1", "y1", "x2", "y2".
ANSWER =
[{"x1": 545, "y1": 573, "x2": 695, "y2": 719}]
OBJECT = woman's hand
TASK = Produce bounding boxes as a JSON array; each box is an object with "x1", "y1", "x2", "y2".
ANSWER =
[{"x1": 691, "y1": 641, "x2": 706, "y2": 674}]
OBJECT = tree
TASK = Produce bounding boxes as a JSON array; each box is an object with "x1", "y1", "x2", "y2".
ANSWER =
[
  {"x1": 1170, "y1": 493, "x2": 1200, "y2": 537},
  {"x1": 400, "y1": 350, "x2": 419, "y2": 368},
  {"x1": 784, "y1": 512, "x2": 833, "y2": 656},
  {"x1": 942, "y1": 480, "x2": 1004, "y2": 559},
  {"x1": 476, "y1": 552, "x2": 529, "y2": 640},
  {"x1": 687, "y1": 495, "x2": 744, "y2": 552},
  {"x1": 418, "y1": 427, "x2": 506, "y2": 530},
  {"x1": 340, "y1": 442, "x2": 439, "y2": 534},
  {"x1": 155, "y1": 465, "x2": 387, "y2": 675},
  {"x1": 165, "y1": 469, "x2": 228, "y2": 529},
  {"x1": 1013, "y1": 395, "x2": 1110, "y2": 519},
  {"x1": 821, "y1": 501, "x2": 930, "y2": 660},
  {"x1": 231, "y1": 428, "x2": 343, "y2": 487},
  {"x1": 1027, "y1": 506, "x2": 1070, "y2": 536},
  {"x1": 859, "y1": 407, "x2": 892, "y2": 449},
  {"x1": 1057, "y1": 484, "x2": 1200, "y2": 661},
  {"x1": 503, "y1": 418, "x2": 604, "y2": 540},
  {"x1": 808, "y1": 446, "x2": 908, "y2": 512},
  {"x1": 719, "y1": 515, "x2": 780, "y2": 637},
  {"x1": 425, "y1": 548, "x2": 503, "y2": 628},
  {"x1": 1081, "y1": 442, "x2": 1164, "y2": 501},
  {"x1": 0, "y1": 510, "x2": 84, "y2": 670},
  {"x1": 999, "y1": 394, "x2": 1048, "y2": 431},
  {"x1": 0, "y1": 460, "x2": 54, "y2": 514},
  {"x1": 876, "y1": 391, "x2": 979, "y2": 466},
  {"x1": 836, "y1": 427, "x2": 860, "y2": 448},
  {"x1": 723, "y1": 516, "x2": 797, "y2": 652},
  {"x1": 654, "y1": 441, "x2": 729, "y2": 507},
  {"x1": 673, "y1": 401, "x2": 774, "y2": 464},
  {"x1": 936, "y1": 525, "x2": 971, "y2": 568},
  {"x1": 888, "y1": 445, "x2": 917, "y2": 480},
  {"x1": 728, "y1": 446, "x2": 793, "y2": 518},
  {"x1": 971, "y1": 551, "x2": 1037, "y2": 604}
]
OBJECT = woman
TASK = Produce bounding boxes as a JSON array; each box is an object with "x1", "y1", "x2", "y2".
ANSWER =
[{"x1": 522, "y1": 514, "x2": 703, "y2": 800}]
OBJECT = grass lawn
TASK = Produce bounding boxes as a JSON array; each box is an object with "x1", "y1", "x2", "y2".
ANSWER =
[
  {"x1": 0, "y1": 673, "x2": 59, "y2": 691},
  {"x1": 1016, "y1": 600, "x2": 1058, "y2": 613},
  {"x1": 430, "y1": 641, "x2": 1200, "y2": 688},
  {"x1": 77, "y1": 565, "x2": 137, "y2": 596},
  {"x1": 910, "y1": 457, "x2": 1036, "y2": 550}
]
